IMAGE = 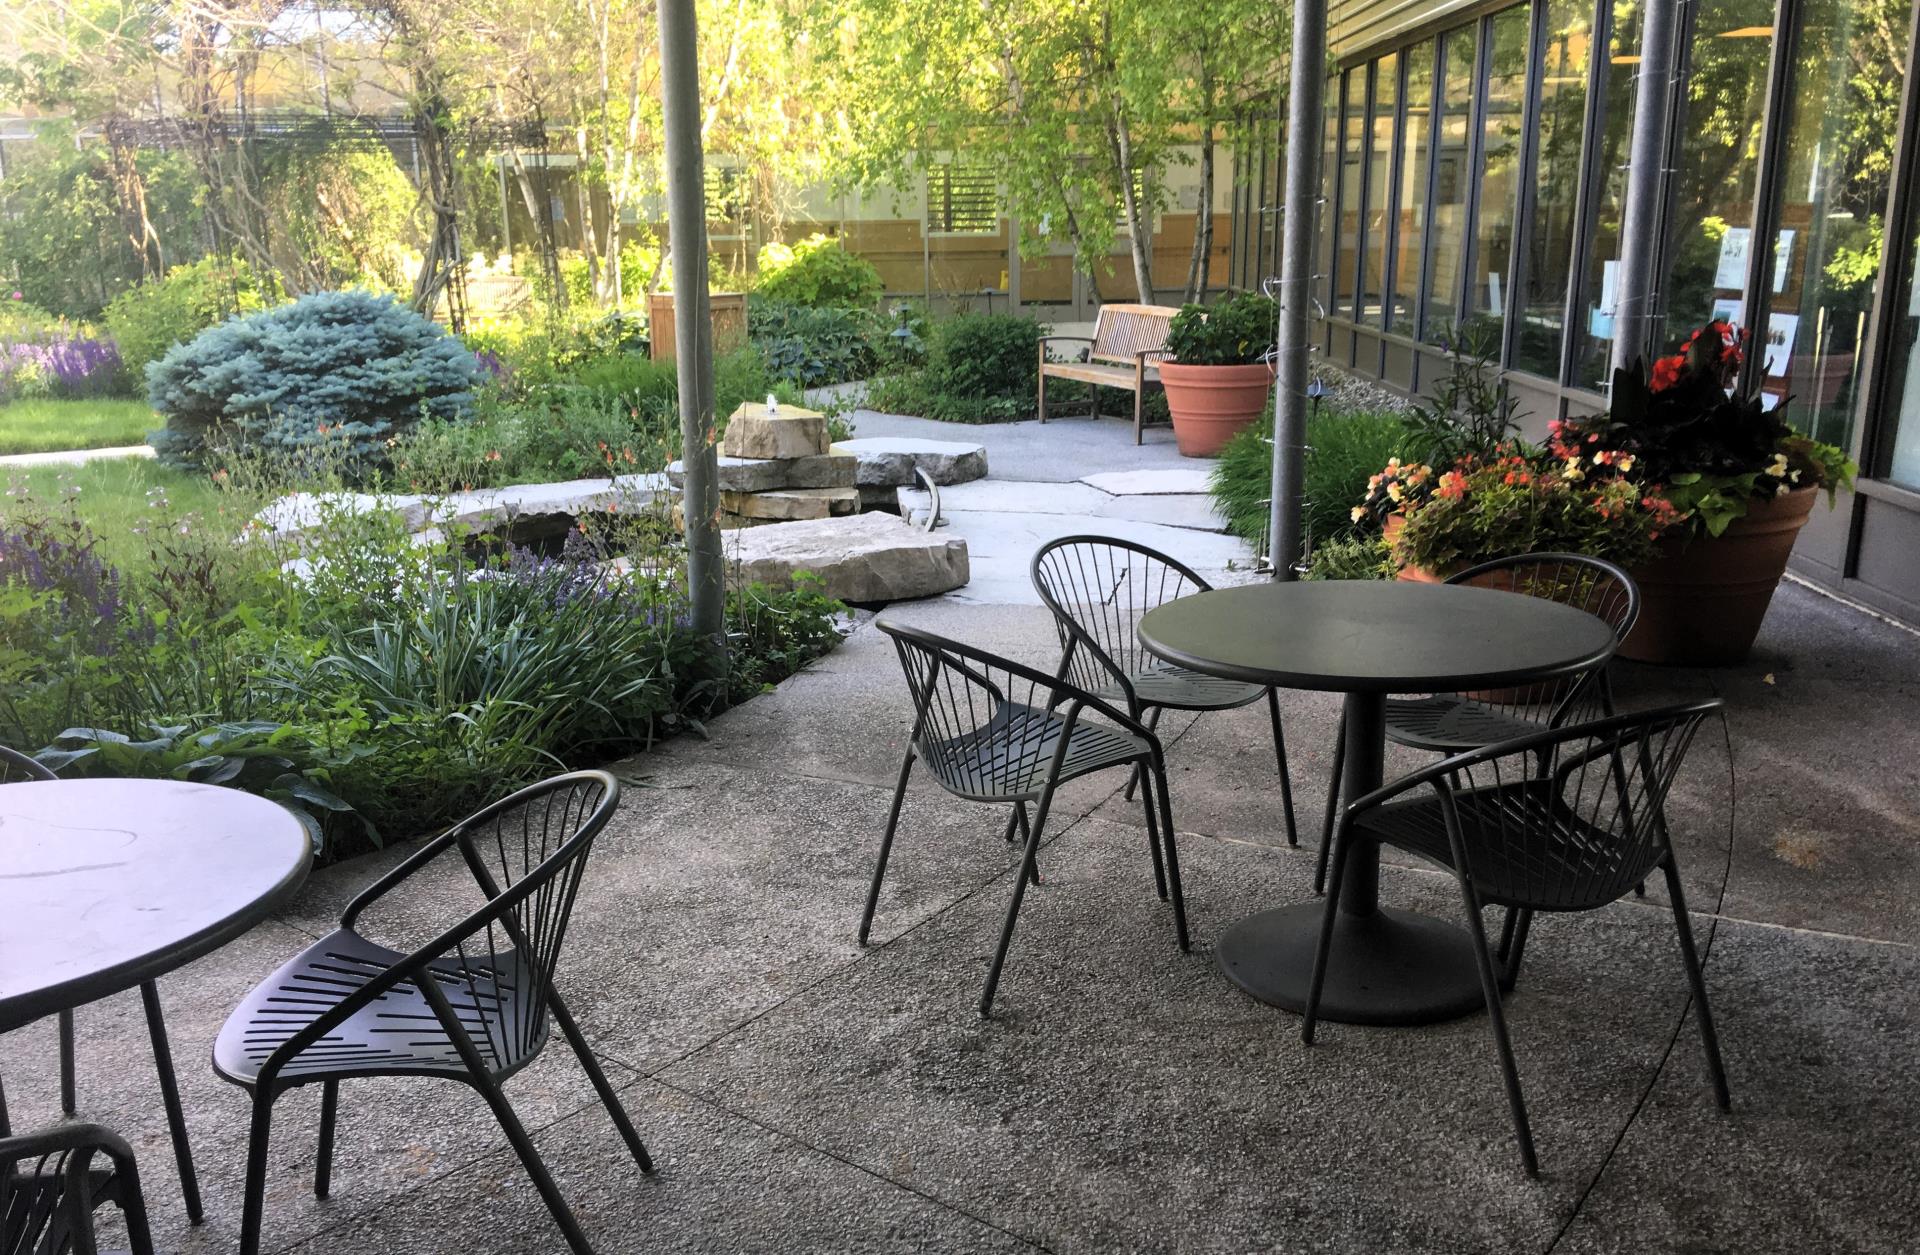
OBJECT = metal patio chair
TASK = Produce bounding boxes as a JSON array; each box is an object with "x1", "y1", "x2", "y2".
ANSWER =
[
  {"x1": 865, "y1": 619, "x2": 1189, "y2": 1016},
  {"x1": 1316, "y1": 553, "x2": 1640, "y2": 895},
  {"x1": 1306, "y1": 699, "x2": 1731, "y2": 1175},
  {"x1": 1, "y1": 744, "x2": 208, "y2": 1227},
  {"x1": 1032, "y1": 536, "x2": 1298, "y2": 846},
  {"x1": 212, "y1": 771, "x2": 651, "y2": 1255},
  {"x1": 0, "y1": 1079, "x2": 156, "y2": 1255}
]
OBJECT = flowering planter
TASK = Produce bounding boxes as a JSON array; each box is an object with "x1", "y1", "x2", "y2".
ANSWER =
[
  {"x1": 1617, "y1": 485, "x2": 1817, "y2": 666},
  {"x1": 1159, "y1": 361, "x2": 1274, "y2": 458}
]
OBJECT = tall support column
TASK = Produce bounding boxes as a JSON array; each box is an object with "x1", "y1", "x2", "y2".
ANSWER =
[
  {"x1": 658, "y1": 0, "x2": 724, "y2": 641},
  {"x1": 1610, "y1": 0, "x2": 1679, "y2": 373},
  {"x1": 1267, "y1": 0, "x2": 1327, "y2": 578}
]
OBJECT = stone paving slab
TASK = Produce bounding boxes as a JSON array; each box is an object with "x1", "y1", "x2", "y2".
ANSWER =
[
  {"x1": 659, "y1": 813, "x2": 1798, "y2": 1253},
  {"x1": 276, "y1": 1079, "x2": 1039, "y2": 1254}
]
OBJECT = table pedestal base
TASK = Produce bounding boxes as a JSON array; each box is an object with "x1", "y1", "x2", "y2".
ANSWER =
[{"x1": 1216, "y1": 902, "x2": 1488, "y2": 1025}]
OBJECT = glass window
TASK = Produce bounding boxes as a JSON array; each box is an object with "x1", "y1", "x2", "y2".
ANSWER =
[
  {"x1": 1755, "y1": 0, "x2": 1914, "y2": 448},
  {"x1": 1885, "y1": 219, "x2": 1920, "y2": 490},
  {"x1": 1571, "y1": 1, "x2": 1641, "y2": 390},
  {"x1": 1662, "y1": 0, "x2": 1773, "y2": 349},
  {"x1": 1513, "y1": 0, "x2": 1595, "y2": 377},
  {"x1": 1320, "y1": 72, "x2": 1340, "y2": 317},
  {"x1": 1423, "y1": 26, "x2": 1479, "y2": 341},
  {"x1": 1467, "y1": 9, "x2": 1529, "y2": 344},
  {"x1": 1392, "y1": 43, "x2": 1436, "y2": 336},
  {"x1": 1335, "y1": 69, "x2": 1364, "y2": 318},
  {"x1": 1361, "y1": 53, "x2": 1399, "y2": 326}
]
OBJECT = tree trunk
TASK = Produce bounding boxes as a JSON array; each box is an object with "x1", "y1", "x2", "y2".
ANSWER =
[
  {"x1": 1185, "y1": 61, "x2": 1217, "y2": 304},
  {"x1": 1110, "y1": 114, "x2": 1154, "y2": 304}
]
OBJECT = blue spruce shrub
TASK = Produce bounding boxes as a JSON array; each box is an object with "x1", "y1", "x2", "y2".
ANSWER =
[{"x1": 148, "y1": 290, "x2": 477, "y2": 472}]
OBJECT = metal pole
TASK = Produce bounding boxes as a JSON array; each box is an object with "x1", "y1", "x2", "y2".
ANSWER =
[
  {"x1": 1267, "y1": 0, "x2": 1327, "y2": 579},
  {"x1": 658, "y1": 0, "x2": 724, "y2": 641},
  {"x1": 1609, "y1": 0, "x2": 1678, "y2": 373}
]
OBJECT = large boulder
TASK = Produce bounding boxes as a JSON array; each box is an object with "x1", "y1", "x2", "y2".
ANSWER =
[
  {"x1": 830, "y1": 437, "x2": 987, "y2": 487},
  {"x1": 723, "y1": 512, "x2": 969, "y2": 603},
  {"x1": 255, "y1": 474, "x2": 665, "y2": 541},
  {"x1": 720, "y1": 402, "x2": 829, "y2": 459},
  {"x1": 667, "y1": 453, "x2": 855, "y2": 492}
]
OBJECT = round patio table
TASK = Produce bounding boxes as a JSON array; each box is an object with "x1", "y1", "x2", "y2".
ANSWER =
[
  {"x1": 0, "y1": 779, "x2": 310, "y2": 1220},
  {"x1": 1137, "y1": 580, "x2": 1615, "y2": 1025}
]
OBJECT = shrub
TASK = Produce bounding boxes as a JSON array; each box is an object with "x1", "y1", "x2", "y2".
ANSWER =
[
  {"x1": 749, "y1": 300, "x2": 885, "y2": 387},
  {"x1": 148, "y1": 290, "x2": 478, "y2": 474},
  {"x1": 869, "y1": 312, "x2": 1043, "y2": 423},
  {"x1": 105, "y1": 257, "x2": 280, "y2": 380},
  {"x1": 1210, "y1": 405, "x2": 1426, "y2": 550},
  {"x1": 1165, "y1": 292, "x2": 1279, "y2": 365},
  {"x1": 754, "y1": 233, "x2": 883, "y2": 308}
]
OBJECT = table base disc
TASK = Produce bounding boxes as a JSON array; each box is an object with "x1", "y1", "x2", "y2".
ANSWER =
[{"x1": 1216, "y1": 902, "x2": 1489, "y2": 1026}]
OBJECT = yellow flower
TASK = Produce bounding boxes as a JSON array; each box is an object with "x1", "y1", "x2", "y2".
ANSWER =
[
  {"x1": 1616, "y1": 454, "x2": 1635, "y2": 473},
  {"x1": 1386, "y1": 481, "x2": 1404, "y2": 503},
  {"x1": 1767, "y1": 452, "x2": 1790, "y2": 478},
  {"x1": 1351, "y1": 505, "x2": 1367, "y2": 523},
  {"x1": 1562, "y1": 457, "x2": 1585, "y2": 481}
]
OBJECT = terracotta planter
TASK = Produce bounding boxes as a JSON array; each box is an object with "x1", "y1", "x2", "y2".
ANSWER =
[
  {"x1": 1159, "y1": 361, "x2": 1274, "y2": 457},
  {"x1": 1618, "y1": 485, "x2": 1818, "y2": 666}
]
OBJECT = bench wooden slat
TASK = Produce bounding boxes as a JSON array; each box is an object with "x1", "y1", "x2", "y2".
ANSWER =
[
  {"x1": 1039, "y1": 361, "x2": 1158, "y2": 387},
  {"x1": 1037, "y1": 301, "x2": 1182, "y2": 444}
]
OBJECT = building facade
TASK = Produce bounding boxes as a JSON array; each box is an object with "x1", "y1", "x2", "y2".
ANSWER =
[{"x1": 1283, "y1": 0, "x2": 1920, "y2": 626}]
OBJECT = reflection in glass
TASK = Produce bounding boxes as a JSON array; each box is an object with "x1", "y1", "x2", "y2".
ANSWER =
[
  {"x1": 1361, "y1": 54, "x2": 1399, "y2": 325},
  {"x1": 1757, "y1": 0, "x2": 1914, "y2": 449},
  {"x1": 1514, "y1": 0, "x2": 1594, "y2": 377},
  {"x1": 1423, "y1": 27, "x2": 1479, "y2": 341},
  {"x1": 1320, "y1": 72, "x2": 1340, "y2": 318},
  {"x1": 1468, "y1": 8, "x2": 1529, "y2": 344},
  {"x1": 1663, "y1": 0, "x2": 1773, "y2": 349},
  {"x1": 1335, "y1": 69, "x2": 1364, "y2": 318},
  {"x1": 1886, "y1": 222, "x2": 1920, "y2": 489},
  {"x1": 1571, "y1": 2, "x2": 1641, "y2": 389},
  {"x1": 1392, "y1": 44, "x2": 1435, "y2": 336}
]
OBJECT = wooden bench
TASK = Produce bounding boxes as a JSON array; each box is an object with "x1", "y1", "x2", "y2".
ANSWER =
[{"x1": 1037, "y1": 303, "x2": 1181, "y2": 445}]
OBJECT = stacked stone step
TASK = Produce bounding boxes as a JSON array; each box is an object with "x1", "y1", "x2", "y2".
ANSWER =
[{"x1": 667, "y1": 402, "x2": 859, "y2": 528}]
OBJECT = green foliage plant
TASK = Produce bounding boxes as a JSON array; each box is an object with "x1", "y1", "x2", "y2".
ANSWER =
[
  {"x1": 1210, "y1": 405, "x2": 1426, "y2": 551},
  {"x1": 754, "y1": 234, "x2": 884, "y2": 308},
  {"x1": 868, "y1": 312, "x2": 1043, "y2": 423},
  {"x1": 148, "y1": 290, "x2": 477, "y2": 475},
  {"x1": 1164, "y1": 291, "x2": 1278, "y2": 365},
  {"x1": 104, "y1": 257, "x2": 280, "y2": 381},
  {"x1": 749, "y1": 300, "x2": 885, "y2": 387}
]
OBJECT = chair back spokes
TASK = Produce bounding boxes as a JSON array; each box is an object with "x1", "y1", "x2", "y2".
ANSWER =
[
  {"x1": 431, "y1": 772, "x2": 618, "y2": 1068},
  {"x1": 1032, "y1": 537, "x2": 1210, "y2": 700},
  {"x1": 880, "y1": 619, "x2": 1109, "y2": 799},
  {"x1": 1442, "y1": 701, "x2": 1715, "y2": 909},
  {"x1": 1444, "y1": 552, "x2": 1640, "y2": 724},
  {"x1": 0, "y1": 745, "x2": 54, "y2": 785}
]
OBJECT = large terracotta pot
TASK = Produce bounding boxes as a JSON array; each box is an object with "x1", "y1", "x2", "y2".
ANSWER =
[
  {"x1": 1159, "y1": 361, "x2": 1274, "y2": 457},
  {"x1": 1618, "y1": 485, "x2": 1818, "y2": 666}
]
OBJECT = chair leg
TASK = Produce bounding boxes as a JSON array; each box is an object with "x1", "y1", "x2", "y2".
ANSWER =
[
  {"x1": 1136, "y1": 760, "x2": 1170, "y2": 901},
  {"x1": 59, "y1": 1008, "x2": 76, "y2": 1115},
  {"x1": 1662, "y1": 857, "x2": 1731, "y2": 1110},
  {"x1": 238, "y1": 1088, "x2": 275, "y2": 1255},
  {"x1": 1302, "y1": 818, "x2": 1353, "y2": 1045},
  {"x1": 1450, "y1": 870, "x2": 1538, "y2": 1176},
  {"x1": 1498, "y1": 909, "x2": 1534, "y2": 994},
  {"x1": 315, "y1": 1080, "x2": 338, "y2": 1199},
  {"x1": 1315, "y1": 711, "x2": 1348, "y2": 895},
  {"x1": 1123, "y1": 707, "x2": 1163, "y2": 802},
  {"x1": 548, "y1": 989, "x2": 655, "y2": 1175},
  {"x1": 1013, "y1": 802, "x2": 1040, "y2": 886},
  {"x1": 1266, "y1": 688, "x2": 1298, "y2": 847},
  {"x1": 138, "y1": 980, "x2": 203, "y2": 1224},
  {"x1": 467, "y1": 1068, "x2": 596, "y2": 1255},
  {"x1": 981, "y1": 783, "x2": 1057, "y2": 1017},
  {"x1": 1150, "y1": 757, "x2": 1189, "y2": 952},
  {"x1": 860, "y1": 751, "x2": 915, "y2": 945}
]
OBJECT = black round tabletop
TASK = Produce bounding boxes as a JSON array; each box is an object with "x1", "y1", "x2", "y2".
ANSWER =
[
  {"x1": 1137, "y1": 580, "x2": 1618, "y2": 693},
  {"x1": 0, "y1": 779, "x2": 311, "y2": 1031}
]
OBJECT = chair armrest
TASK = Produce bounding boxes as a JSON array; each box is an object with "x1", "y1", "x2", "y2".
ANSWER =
[
  {"x1": 1137, "y1": 347, "x2": 1172, "y2": 361},
  {"x1": 1039, "y1": 335, "x2": 1095, "y2": 345}
]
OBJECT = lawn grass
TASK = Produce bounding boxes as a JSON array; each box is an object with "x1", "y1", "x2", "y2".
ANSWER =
[
  {"x1": 0, "y1": 398, "x2": 158, "y2": 455},
  {"x1": 2, "y1": 456, "x2": 256, "y2": 572}
]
